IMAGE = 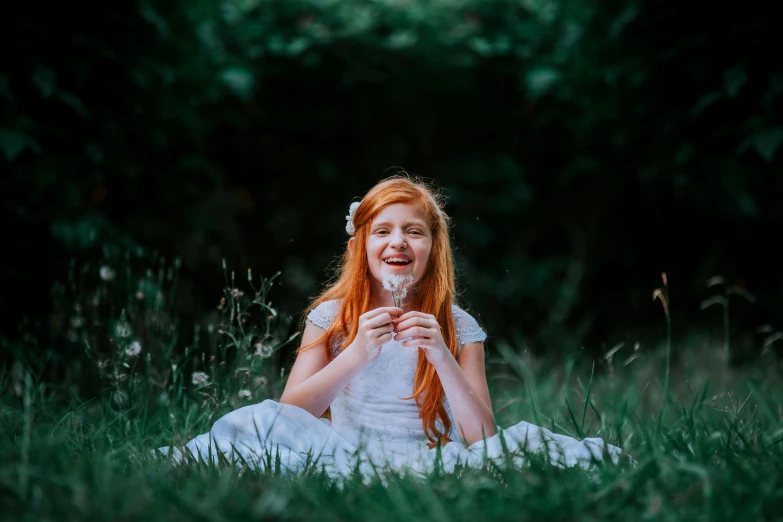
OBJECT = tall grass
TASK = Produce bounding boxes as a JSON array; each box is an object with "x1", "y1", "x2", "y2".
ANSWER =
[{"x1": 1, "y1": 256, "x2": 782, "y2": 520}]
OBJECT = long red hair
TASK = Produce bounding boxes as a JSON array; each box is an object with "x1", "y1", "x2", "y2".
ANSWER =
[{"x1": 299, "y1": 174, "x2": 458, "y2": 448}]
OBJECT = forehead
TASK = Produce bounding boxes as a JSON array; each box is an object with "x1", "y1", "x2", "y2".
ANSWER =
[{"x1": 371, "y1": 203, "x2": 429, "y2": 226}]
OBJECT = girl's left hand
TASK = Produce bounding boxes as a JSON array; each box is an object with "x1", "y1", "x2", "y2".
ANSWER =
[{"x1": 392, "y1": 312, "x2": 451, "y2": 367}]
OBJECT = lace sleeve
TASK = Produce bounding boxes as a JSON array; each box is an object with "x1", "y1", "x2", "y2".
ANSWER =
[
  {"x1": 452, "y1": 305, "x2": 487, "y2": 355},
  {"x1": 306, "y1": 300, "x2": 339, "y2": 331}
]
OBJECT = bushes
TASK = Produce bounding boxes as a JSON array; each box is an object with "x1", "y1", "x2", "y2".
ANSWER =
[{"x1": 2, "y1": 0, "x2": 782, "y2": 354}]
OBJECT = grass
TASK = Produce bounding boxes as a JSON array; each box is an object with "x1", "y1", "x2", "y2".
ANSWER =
[{"x1": 1, "y1": 256, "x2": 783, "y2": 521}]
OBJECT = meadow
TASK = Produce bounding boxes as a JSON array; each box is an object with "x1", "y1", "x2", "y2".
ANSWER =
[{"x1": 2, "y1": 256, "x2": 782, "y2": 521}]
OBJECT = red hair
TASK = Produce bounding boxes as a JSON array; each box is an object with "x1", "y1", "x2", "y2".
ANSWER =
[{"x1": 299, "y1": 174, "x2": 458, "y2": 448}]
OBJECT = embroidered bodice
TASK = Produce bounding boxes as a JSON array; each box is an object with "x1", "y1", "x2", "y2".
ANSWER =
[{"x1": 306, "y1": 300, "x2": 487, "y2": 445}]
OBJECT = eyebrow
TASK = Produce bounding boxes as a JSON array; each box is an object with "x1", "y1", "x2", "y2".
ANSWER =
[{"x1": 372, "y1": 221, "x2": 428, "y2": 228}]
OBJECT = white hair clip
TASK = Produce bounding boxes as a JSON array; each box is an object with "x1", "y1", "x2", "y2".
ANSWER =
[{"x1": 345, "y1": 201, "x2": 361, "y2": 235}]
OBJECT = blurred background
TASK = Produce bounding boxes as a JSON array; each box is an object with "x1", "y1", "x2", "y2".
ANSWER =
[{"x1": 2, "y1": 0, "x2": 781, "y2": 370}]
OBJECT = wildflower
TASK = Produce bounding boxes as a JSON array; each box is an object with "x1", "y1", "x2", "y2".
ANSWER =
[
  {"x1": 99, "y1": 266, "x2": 115, "y2": 281},
  {"x1": 382, "y1": 274, "x2": 414, "y2": 308},
  {"x1": 231, "y1": 288, "x2": 244, "y2": 298},
  {"x1": 255, "y1": 342, "x2": 274, "y2": 358},
  {"x1": 192, "y1": 371, "x2": 210, "y2": 386},
  {"x1": 238, "y1": 389, "x2": 252, "y2": 399},
  {"x1": 255, "y1": 376, "x2": 267, "y2": 386},
  {"x1": 125, "y1": 341, "x2": 142, "y2": 357}
]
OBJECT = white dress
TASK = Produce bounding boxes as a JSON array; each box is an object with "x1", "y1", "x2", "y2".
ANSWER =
[{"x1": 161, "y1": 300, "x2": 623, "y2": 480}]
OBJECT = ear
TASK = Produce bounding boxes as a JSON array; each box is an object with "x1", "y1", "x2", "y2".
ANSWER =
[{"x1": 347, "y1": 237, "x2": 355, "y2": 256}]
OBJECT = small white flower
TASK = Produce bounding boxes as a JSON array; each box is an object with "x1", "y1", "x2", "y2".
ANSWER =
[
  {"x1": 255, "y1": 342, "x2": 274, "y2": 358},
  {"x1": 125, "y1": 341, "x2": 142, "y2": 357},
  {"x1": 255, "y1": 376, "x2": 267, "y2": 386},
  {"x1": 191, "y1": 371, "x2": 210, "y2": 386},
  {"x1": 135, "y1": 290, "x2": 144, "y2": 300},
  {"x1": 345, "y1": 201, "x2": 361, "y2": 235},
  {"x1": 238, "y1": 389, "x2": 252, "y2": 399},
  {"x1": 99, "y1": 266, "x2": 115, "y2": 281}
]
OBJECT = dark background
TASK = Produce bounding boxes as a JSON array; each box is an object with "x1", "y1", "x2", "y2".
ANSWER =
[{"x1": 2, "y1": 0, "x2": 781, "y2": 365}]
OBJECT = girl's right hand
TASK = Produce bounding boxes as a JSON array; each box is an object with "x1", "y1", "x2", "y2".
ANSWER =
[{"x1": 347, "y1": 307, "x2": 403, "y2": 362}]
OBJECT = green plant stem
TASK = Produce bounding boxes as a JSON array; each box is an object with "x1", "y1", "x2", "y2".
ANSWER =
[{"x1": 663, "y1": 313, "x2": 672, "y2": 401}]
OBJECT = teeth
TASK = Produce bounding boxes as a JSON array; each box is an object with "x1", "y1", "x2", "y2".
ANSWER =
[{"x1": 384, "y1": 258, "x2": 410, "y2": 264}]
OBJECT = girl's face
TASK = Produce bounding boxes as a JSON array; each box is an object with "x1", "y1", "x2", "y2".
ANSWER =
[{"x1": 361, "y1": 202, "x2": 432, "y2": 303}]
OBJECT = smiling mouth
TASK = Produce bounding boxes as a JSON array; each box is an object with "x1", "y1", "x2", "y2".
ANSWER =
[{"x1": 383, "y1": 259, "x2": 412, "y2": 267}]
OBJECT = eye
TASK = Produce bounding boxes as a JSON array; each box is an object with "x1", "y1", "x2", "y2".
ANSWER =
[{"x1": 408, "y1": 229, "x2": 423, "y2": 235}]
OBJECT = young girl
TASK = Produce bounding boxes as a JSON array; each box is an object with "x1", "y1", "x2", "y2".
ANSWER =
[{"x1": 165, "y1": 176, "x2": 622, "y2": 478}]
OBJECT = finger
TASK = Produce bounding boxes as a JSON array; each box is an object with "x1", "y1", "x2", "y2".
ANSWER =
[
  {"x1": 394, "y1": 317, "x2": 437, "y2": 331},
  {"x1": 402, "y1": 337, "x2": 432, "y2": 347},
  {"x1": 373, "y1": 325, "x2": 394, "y2": 338},
  {"x1": 394, "y1": 311, "x2": 426, "y2": 322},
  {"x1": 366, "y1": 307, "x2": 404, "y2": 320},
  {"x1": 368, "y1": 313, "x2": 393, "y2": 329},
  {"x1": 395, "y1": 326, "x2": 432, "y2": 339},
  {"x1": 377, "y1": 331, "x2": 393, "y2": 343}
]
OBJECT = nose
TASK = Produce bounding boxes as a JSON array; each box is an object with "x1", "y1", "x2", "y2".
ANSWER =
[{"x1": 389, "y1": 230, "x2": 407, "y2": 249}]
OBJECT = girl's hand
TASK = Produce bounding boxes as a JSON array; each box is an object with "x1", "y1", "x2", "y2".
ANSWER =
[
  {"x1": 392, "y1": 312, "x2": 451, "y2": 367},
  {"x1": 347, "y1": 307, "x2": 403, "y2": 362}
]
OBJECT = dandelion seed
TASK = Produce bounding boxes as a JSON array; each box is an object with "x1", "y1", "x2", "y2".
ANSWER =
[
  {"x1": 192, "y1": 371, "x2": 209, "y2": 386},
  {"x1": 99, "y1": 266, "x2": 115, "y2": 281},
  {"x1": 255, "y1": 343, "x2": 274, "y2": 358},
  {"x1": 125, "y1": 341, "x2": 142, "y2": 357},
  {"x1": 238, "y1": 389, "x2": 252, "y2": 399}
]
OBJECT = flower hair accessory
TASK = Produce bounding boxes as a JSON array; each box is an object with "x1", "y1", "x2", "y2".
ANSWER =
[{"x1": 345, "y1": 201, "x2": 361, "y2": 235}]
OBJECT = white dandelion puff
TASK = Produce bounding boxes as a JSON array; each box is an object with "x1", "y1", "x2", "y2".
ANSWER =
[
  {"x1": 125, "y1": 341, "x2": 142, "y2": 357},
  {"x1": 99, "y1": 266, "x2": 115, "y2": 281},
  {"x1": 238, "y1": 389, "x2": 252, "y2": 399},
  {"x1": 382, "y1": 274, "x2": 414, "y2": 308},
  {"x1": 255, "y1": 342, "x2": 274, "y2": 358}
]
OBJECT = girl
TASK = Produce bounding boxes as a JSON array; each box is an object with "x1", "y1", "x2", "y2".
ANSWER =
[{"x1": 164, "y1": 176, "x2": 622, "y2": 478}]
